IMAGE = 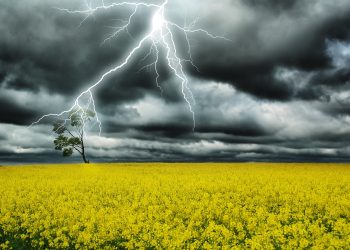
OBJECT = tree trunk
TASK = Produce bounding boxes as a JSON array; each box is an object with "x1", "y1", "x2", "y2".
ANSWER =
[
  {"x1": 82, "y1": 152, "x2": 89, "y2": 164},
  {"x1": 81, "y1": 134, "x2": 89, "y2": 164}
]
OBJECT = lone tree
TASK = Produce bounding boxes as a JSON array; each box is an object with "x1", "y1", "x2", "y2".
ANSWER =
[{"x1": 52, "y1": 109, "x2": 95, "y2": 163}]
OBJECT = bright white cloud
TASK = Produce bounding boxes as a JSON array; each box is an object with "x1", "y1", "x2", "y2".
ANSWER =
[{"x1": 326, "y1": 39, "x2": 350, "y2": 69}]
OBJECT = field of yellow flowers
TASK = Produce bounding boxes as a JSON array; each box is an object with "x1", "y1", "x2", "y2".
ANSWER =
[{"x1": 0, "y1": 163, "x2": 350, "y2": 249}]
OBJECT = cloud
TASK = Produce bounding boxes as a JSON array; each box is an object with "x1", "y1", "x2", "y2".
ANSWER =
[
  {"x1": 187, "y1": 0, "x2": 350, "y2": 100},
  {"x1": 1, "y1": 0, "x2": 350, "y2": 162},
  {"x1": 327, "y1": 39, "x2": 350, "y2": 69}
]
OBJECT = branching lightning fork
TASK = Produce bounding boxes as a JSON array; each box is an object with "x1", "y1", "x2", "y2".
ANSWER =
[{"x1": 32, "y1": 0, "x2": 230, "y2": 134}]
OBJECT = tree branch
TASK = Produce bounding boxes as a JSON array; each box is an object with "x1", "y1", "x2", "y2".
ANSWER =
[
  {"x1": 72, "y1": 146, "x2": 82, "y2": 155},
  {"x1": 66, "y1": 128, "x2": 77, "y2": 138}
]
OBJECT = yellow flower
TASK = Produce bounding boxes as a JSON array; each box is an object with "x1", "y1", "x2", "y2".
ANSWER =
[{"x1": 0, "y1": 163, "x2": 349, "y2": 248}]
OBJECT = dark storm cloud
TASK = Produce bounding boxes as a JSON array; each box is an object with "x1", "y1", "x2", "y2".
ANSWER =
[
  {"x1": 0, "y1": 0, "x2": 193, "y2": 125},
  {"x1": 1, "y1": 0, "x2": 349, "y2": 107},
  {"x1": 196, "y1": 122, "x2": 270, "y2": 137},
  {"x1": 0, "y1": 98, "x2": 39, "y2": 125},
  {"x1": 244, "y1": 0, "x2": 297, "y2": 11},
  {"x1": 310, "y1": 69, "x2": 350, "y2": 87},
  {"x1": 318, "y1": 97, "x2": 350, "y2": 118},
  {"x1": 0, "y1": 0, "x2": 155, "y2": 95},
  {"x1": 133, "y1": 123, "x2": 194, "y2": 138},
  {"x1": 1, "y1": 0, "x2": 350, "y2": 163},
  {"x1": 189, "y1": 0, "x2": 350, "y2": 100},
  {"x1": 125, "y1": 119, "x2": 271, "y2": 139}
]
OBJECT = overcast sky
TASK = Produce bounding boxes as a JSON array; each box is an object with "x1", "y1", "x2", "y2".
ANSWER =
[{"x1": 1, "y1": 0, "x2": 350, "y2": 164}]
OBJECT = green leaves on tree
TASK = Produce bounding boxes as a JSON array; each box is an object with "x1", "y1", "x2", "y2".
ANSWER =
[{"x1": 52, "y1": 109, "x2": 94, "y2": 163}]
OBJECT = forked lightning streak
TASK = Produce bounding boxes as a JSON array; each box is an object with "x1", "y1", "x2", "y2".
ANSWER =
[{"x1": 32, "y1": 0, "x2": 230, "y2": 134}]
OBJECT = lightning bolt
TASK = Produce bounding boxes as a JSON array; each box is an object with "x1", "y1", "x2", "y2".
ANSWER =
[{"x1": 32, "y1": 0, "x2": 230, "y2": 135}]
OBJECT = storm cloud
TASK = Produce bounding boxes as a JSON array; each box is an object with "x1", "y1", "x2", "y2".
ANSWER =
[{"x1": 1, "y1": 0, "x2": 350, "y2": 163}]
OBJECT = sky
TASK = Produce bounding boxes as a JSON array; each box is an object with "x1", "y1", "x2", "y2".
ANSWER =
[{"x1": 1, "y1": 0, "x2": 350, "y2": 163}]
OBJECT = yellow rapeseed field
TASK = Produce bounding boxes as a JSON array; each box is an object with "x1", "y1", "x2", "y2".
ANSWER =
[{"x1": 0, "y1": 163, "x2": 350, "y2": 249}]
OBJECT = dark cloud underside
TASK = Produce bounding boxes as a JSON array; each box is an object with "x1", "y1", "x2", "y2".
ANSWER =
[{"x1": 1, "y1": 0, "x2": 350, "y2": 163}]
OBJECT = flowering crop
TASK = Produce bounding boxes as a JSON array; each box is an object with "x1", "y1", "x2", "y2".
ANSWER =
[{"x1": 0, "y1": 163, "x2": 350, "y2": 249}]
